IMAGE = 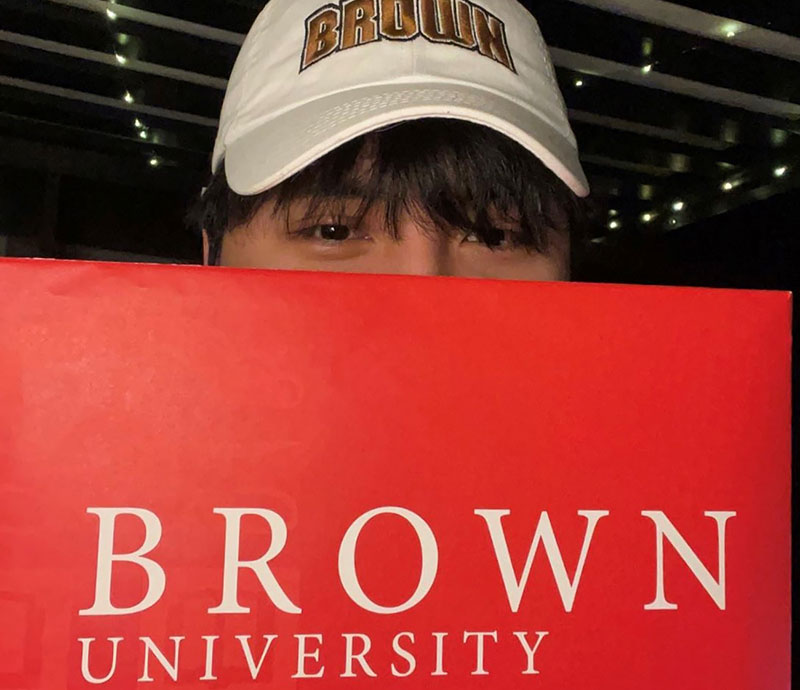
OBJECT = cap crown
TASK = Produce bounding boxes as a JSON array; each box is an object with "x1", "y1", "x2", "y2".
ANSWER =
[{"x1": 213, "y1": 0, "x2": 577, "y2": 171}]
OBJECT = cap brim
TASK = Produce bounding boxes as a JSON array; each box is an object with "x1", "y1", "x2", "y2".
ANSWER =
[{"x1": 223, "y1": 82, "x2": 590, "y2": 198}]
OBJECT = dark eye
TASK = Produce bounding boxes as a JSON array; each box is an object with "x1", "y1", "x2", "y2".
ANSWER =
[
  {"x1": 316, "y1": 224, "x2": 351, "y2": 241},
  {"x1": 462, "y1": 227, "x2": 509, "y2": 249}
]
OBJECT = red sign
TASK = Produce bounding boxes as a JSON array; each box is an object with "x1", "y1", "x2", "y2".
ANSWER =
[{"x1": 0, "y1": 258, "x2": 791, "y2": 689}]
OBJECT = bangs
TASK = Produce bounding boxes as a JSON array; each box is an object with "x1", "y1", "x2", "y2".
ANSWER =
[{"x1": 192, "y1": 119, "x2": 586, "y2": 265}]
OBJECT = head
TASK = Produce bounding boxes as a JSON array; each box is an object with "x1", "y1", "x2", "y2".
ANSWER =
[
  {"x1": 192, "y1": 0, "x2": 591, "y2": 280},
  {"x1": 192, "y1": 118, "x2": 587, "y2": 280}
]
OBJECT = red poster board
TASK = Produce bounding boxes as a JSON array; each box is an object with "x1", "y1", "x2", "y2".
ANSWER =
[{"x1": 0, "y1": 258, "x2": 791, "y2": 689}]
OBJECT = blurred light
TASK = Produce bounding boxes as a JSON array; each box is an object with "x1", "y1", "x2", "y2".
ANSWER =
[
  {"x1": 773, "y1": 165, "x2": 788, "y2": 178},
  {"x1": 672, "y1": 200, "x2": 685, "y2": 212},
  {"x1": 641, "y1": 212, "x2": 654, "y2": 223},
  {"x1": 106, "y1": 8, "x2": 117, "y2": 19},
  {"x1": 123, "y1": 90, "x2": 134, "y2": 104},
  {"x1": 575, "y1": 79, "x2": 584, "y2": 87},
  {"x1": 722, "y1": 23, "x2": 740, "y2": 39},
  {"x1": 114, "y1": 53, "x2": 127, "y2": 65},
  {"x1": 669, "y1": 218, "x2": 678, "y2": 226},
  {"x1": 590, "y1": 237, "x2": 606, "y2": 245},
  {"x1": 638, "y1": 184, "x2": 654, "y2": 201},
  {"x1": 134, "y1": 118, "x2": 144, "y2": 129},
  {"x1": 642, "y1": 37, "x2": 653, "y2": 57},
  {"x1": 770, "y1": 129, "x2": 788, "y2": 147},
  {"x1": 668, "y1": 152, "x2": 689, "y2": 173},
  {"x1": 149, "y1": 157, "x2": 160, "y2": 167},
  {"x1": 116, "y1": 33, "x2": 130, "y2": 46},
  {"x1": 608, "y1": 208, "x2": 619, "y2": 217},
  {"x1": 721, "y1": 119, "x2": 739, "y2": 144},
  {"x1": 608, "y1": 220, "x2": 620, "y2": 230},
  {"x1": 721, "y1": 181, "x2": 734, "y2": 192},
  {"x1": 139, "y1": 130, "x2": 147, "y2": 139},
  {"x1": 642, "y1": 64, "x2": 653, "y2": 74}
]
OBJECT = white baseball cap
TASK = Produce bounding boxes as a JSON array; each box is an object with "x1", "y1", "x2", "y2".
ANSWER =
[{"x1": 212, "y1": 0, "x2": 589, "y2": 198}]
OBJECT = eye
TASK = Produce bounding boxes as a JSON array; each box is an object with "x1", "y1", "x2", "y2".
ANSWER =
[
  {"x1": 462, "y1": 227, "x2": 510, "y2": 249},
  {"x1": 316, "y1": 224, "x2": 352, "y2": 241},
  {"x1": 292, "y1": 223, "x2": 365, "y2": 242}
]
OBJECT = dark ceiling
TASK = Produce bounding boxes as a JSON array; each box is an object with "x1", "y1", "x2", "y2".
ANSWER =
[{"x1": 1, "y1": 0, "x2": 798, "y2": 257}]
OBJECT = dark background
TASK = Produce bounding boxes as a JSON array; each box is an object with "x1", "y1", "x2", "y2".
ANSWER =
[{"x1": 0, "y1": 0, "x2": 797, "y2": 665}]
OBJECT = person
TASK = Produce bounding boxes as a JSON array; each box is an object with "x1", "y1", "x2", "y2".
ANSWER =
[{"x1": 189, "y1": 0, "x2": 591, "y2": 281}]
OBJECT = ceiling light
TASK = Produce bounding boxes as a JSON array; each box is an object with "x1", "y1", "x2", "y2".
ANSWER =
[
  {"x1": 106, "y1": 8, "x2": 117, "y2": 19},
  {"x1": 123, "y1": 90, "x2": 134, "y2": 104},
  {"x1": 722, "y1": 23, "x2": 740, "y2": 39},
  {"x1": 642, "y1": 64, "x2": 653, "y2": 74},
  {"x1": 672, "y1": 200, "x2": 685, "y2": 212},
  {"x1": 608, "y1": 220, "x2": 620, "y2": 230},
  {"x1": 721, "y1": 181, "x2": 734, "y2": 192},
  {"x1": 149, "y1": 157, "x2": 159, "y2": 167},
  {"x1": 608, "y1": 209, "x2": 619, "y2": 217},
  {"x1": 721, "y1": 119, "x2": 739, "y2": 145},
  {"x1": 134, "y1": 118, "x2": 143, "y2": 129},
  {"x1": 669, "y1": 218, "x2": 678, "y2": 226},
  {"x1": 139, "y1": 130, "x2": 147, "y2": 139},
  {"x1": 641, "y1": 212, "x2": 654, "y2": 223},
  {"x1": 669, "y1": 152, "x2": 689, "y2": 173},
  {"x1": 114, "y1": 53, "x2": 127, "y2": 65},
  {"x1": 773, "y1": 165, "x2": 788, "y2": 178},
  {"x1": 770, "y1": 129, "x2": 788, "y2": 147},
  {"x1": 575, "y1": 79, "x2": 584, "y2": 87},
  {"x1": 719, "y1": 22, "x2": 746, "y2": 38}
]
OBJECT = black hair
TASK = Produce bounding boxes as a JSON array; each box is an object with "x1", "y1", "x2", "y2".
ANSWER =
[{"x1": 187, "y1": 118, "x2": 591, "y2": 267}]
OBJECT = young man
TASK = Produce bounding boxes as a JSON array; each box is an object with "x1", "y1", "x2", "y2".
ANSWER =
[{"x1": 191, "y1": 0, "x2": 590, "y2": 281}]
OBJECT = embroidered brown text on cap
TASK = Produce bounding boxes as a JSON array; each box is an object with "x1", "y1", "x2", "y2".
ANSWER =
[{"x1": 301, "y1": 0, "x2": 516, "y2": 73}]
